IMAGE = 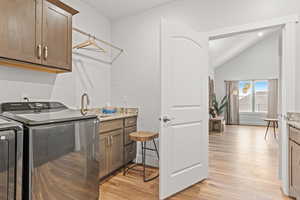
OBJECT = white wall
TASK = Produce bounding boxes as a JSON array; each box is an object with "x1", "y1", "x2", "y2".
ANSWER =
[
  {"x1": 214, "y1": 32, "x2": 280, "y2": 100},
  {"x1": 0, "y1": 0, "x2": 111, "y2": 108},
  {"x1": 111, "y1": 0, "x2": 300, "y2": 134},
  {"x1": 214, "y1": 32, "x2": 280, "y2": 126},
  {"x1": 111, "y1": 0, "x2": 300, "y2": 166}
]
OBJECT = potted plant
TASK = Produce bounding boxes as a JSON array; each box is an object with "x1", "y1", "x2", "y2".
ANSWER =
[{"x1": 209, "y1": 94, "x2": 228, "y2": 118}]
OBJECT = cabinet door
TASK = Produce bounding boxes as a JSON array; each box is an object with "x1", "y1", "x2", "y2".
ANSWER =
[
  {"x1": 109, "y1": 130, "x2": 124, "y2": 172},
  {"x1": 124, "y1": 126, "x2": 137, "y2": 145},
  {"x1": 291, "y1": 141, "x2": 300, "y2": 198},
  {"x1": 124, "y1": 142, "x2": 137, "y2": 164},
  {"x1": 0, "y1": 0, "x2": 42, "y2": 63},
  {"x1": 100, "y1": 120, "x2": 123, "y2": 134},
  {"x1": 99, "y1": 134, "x2": 108, "y2": 179},
  {"x1": 125, "y1": 117, "x2": 137, "y2": 128},
  {"x1": 42, "y1": 0, "x2": 72, "y2": 70}
]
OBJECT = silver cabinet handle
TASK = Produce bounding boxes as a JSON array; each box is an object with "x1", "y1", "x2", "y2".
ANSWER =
[
  {"x1": 37, "y1": 44, "x2": 42, "y2": 59},
  {"x1": 44, "y1": 46, "x2": 48, "y2": 60},
  {"x1": 110, "y1": 136, "x2": 113, "y2": 145}
]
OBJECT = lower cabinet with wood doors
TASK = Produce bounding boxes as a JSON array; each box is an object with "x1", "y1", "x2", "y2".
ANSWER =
[
  {"x1": 99, "y1": 116, "x2": 137, "y2": 179},
  {"x1": 99, "y1": 130, "x2": 124, "y2": 178},
  {"x1": 289, "y1": 126, "x2": 300, "y2": 200}
]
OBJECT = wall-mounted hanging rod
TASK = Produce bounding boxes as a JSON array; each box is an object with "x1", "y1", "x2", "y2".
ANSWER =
[{"x1": 72, "y1": 27, "x2": 124, "y2": 64}]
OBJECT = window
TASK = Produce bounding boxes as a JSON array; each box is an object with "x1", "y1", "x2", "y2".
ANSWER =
[
  {"x1": 239, "y1": 80, "x2": 268, "y2": 113},
  {"x1": 239, "y1": 81, "x2": 253, "y2": 112},
  {"x1": 254, "y1": 80, "x2": 268, "y2": 112}
]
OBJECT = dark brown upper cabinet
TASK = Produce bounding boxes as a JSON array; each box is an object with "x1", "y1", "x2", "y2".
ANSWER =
[
  {"x1": 42, "y1": 1, "x2": 73, "y2": 70},
  {"x1": 0, "y1": 0, "x2": 78, "y2": 73},
  {"x1": 0, "y1": 0, "x2": 40, "y2": 64}
]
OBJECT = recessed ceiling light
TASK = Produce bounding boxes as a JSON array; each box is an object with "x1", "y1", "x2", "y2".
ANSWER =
[{"x1": 258, "y1": 32, "x2": 264, "y2": 37}]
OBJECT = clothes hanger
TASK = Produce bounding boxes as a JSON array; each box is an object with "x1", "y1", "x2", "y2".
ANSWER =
[
  {"x1": 73, "y1": 35, "x2": 106, "y2": 52},
  {"x1": 72, "y1": 27, "x2": 124, "y2": 64}
]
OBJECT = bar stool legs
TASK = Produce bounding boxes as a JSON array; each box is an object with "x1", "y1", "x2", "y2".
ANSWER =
[
  {"x1": 265, "y1": 121, "x2": 271, "y2": 140},
  {"x1": 124, "y1": 139, "x2": 159, "y2": 182},
  {"x1": 141, "y1": 139, "x2": 159, "y2": 182},
  {"x1": 264, "y1": 121, "x2": 277, "y2": 140},
  {"x1": 153, "y1": 139, "x2": 159, "y2": 160},
  {"x1": 142, "y1": 141, "x2": 146, "y2": 181}
]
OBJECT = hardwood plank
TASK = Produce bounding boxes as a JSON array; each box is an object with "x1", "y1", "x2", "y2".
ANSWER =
[{"x1": 99, "y1": 125, "x2": 292, "y2": 200}]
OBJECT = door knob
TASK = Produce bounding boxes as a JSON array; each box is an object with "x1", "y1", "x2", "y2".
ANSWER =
[{"x1": 159, "y1": 116, "x2": 174, "y2": 123}]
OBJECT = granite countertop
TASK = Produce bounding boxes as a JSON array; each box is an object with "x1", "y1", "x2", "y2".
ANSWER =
[
  {"x1": 287, "y1": 112, "x2": 300, "y2": 130},
  {"x1": 98, "y1": 113, "x2": 138, "y2": 122},
  {"x1": 86, "y1": 108, "x2": 138, "y2": 122}
]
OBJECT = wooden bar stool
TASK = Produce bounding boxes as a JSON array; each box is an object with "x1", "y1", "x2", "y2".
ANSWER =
[
  {"x1": 264, "y1": 118, "x2": 279, "y2": 139},
  {"x1": 124, "y1": 131, "x2": 159, "y2": 182}
]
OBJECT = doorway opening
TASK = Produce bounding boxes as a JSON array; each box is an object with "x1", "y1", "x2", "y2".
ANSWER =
[
  {"x1": 208, "y1": 27, "x2": 285, "y2": 199},
  {"x1": 207, "y1": 14, "x2": 298, "y2": 198}
]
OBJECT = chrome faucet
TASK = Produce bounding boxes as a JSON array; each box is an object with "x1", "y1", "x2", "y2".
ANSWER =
[{"x1": 81, "y1": 93, "x2": 90, "y2": 114}]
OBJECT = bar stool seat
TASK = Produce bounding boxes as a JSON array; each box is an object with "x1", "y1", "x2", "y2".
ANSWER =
[
  {"x1": 129, "y1": 131, "x2": 158, "y2": 142},
  {"x1": 124, "y1": 131, "x2": 159, "y2": 182}
]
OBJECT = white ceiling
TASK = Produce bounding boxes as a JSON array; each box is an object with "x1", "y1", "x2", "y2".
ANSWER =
[
  {"x1": 81, "y1": 0, "x2": 175, "y2": 20},
  {"x1": 209, "y1": 28, "x2": 280, "y2": 69}
]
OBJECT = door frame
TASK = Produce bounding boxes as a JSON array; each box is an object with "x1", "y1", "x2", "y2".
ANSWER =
[{"x1": 207, "y1": 14, "x2": 298, "y2": 195}]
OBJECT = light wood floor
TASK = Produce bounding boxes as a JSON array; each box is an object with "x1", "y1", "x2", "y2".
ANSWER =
[{"x1": 100, "y1": 125, "x2": 292, "y2": 200}]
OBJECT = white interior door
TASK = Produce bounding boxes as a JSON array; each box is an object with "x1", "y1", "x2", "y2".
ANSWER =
[{"x1": 159, "y1": 19, "x2": 209, "y2": 199}]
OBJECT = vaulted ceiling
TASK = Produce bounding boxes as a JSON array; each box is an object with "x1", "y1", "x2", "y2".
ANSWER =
[
  {"x1": 209, "y1": 27, "x2": 281, "y2": 69},
  {"x1": 79, "y1": 0, "x2": 280, "y2": 70},
  {"x1": 81, "y1": 0, "x2": 175, "y2": 20}
]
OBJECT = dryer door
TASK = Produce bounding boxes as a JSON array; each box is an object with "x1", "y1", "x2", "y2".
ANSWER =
[{"x1": 0, "y1": 130, "x2": 16, "y2": 200}]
